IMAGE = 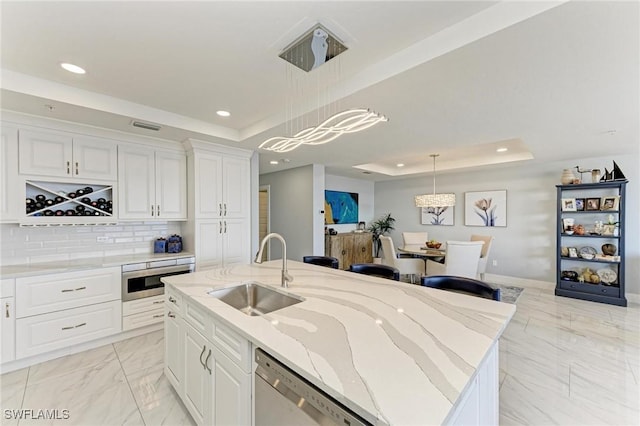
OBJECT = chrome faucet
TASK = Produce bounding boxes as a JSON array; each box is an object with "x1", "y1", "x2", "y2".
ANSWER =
[{"x1": 254, "y1": 233, "x2": 293, "y2": 288}]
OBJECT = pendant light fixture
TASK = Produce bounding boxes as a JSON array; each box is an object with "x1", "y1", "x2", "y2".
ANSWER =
[
  {"x1": 260, "y1": 24, "x2": 387, "y2": 153},
  {"x1": 415, "y1": 154, "x2": 456, "y2": 207}
]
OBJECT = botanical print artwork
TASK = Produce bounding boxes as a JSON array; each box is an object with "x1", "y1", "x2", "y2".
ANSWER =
[
  {"x1": 465, "y1": 190, "x2": 507, "y2": 227},
  {"x1": 421, "y1": 206, "x2": 454, "y2": 226}
]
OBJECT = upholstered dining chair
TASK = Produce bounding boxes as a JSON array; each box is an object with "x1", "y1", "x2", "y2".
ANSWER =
[
  {"x1": 379, "y1": 236, "x2": 425, "y2": 283},
  {"x1": 402, "y1": 232, "x2": 429, "y2": 246},
  {"x1": 425, "y1": 241, "x2": 484, "y2": 279},
  {"x1": 420, "y1": 275, "x2": 501, "y2": 301},
  {"x1": 303, "y1": 255, "x2": 339, "y2": 269},
  {"x1": 470, "y1": 235, "x2": 494, "y2": 280},
  {"x1": 349, "y1": 263, "x2": 400, "y2": 281}
]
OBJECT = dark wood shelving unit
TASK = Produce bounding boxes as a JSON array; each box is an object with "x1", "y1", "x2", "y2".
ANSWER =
[{"x1": 555, "y1": 180, "x2": 627, "y2": 306}]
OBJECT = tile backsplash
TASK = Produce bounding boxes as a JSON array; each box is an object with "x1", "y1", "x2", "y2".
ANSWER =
[{"x1": 0, "y1": 222, "x2": 183, "y2": 265}]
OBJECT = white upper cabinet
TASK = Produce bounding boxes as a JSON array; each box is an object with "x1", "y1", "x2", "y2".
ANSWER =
[
  {"x1": 193, "y1": 152, "x2": 249, "y2": 219},
  {"x1": 1, "y1": 125, "x2": 19, "y2": 222},
  {"x1": 118, "y1": 146, "x2": 187, "y2": 220},
  {"x1": 18, "y1": 129, "x2": 117, "y2": 181}
]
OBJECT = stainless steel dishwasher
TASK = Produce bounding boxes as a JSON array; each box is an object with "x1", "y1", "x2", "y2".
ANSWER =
[{"x1": 254, "y1": 348, "x2": 371, "y2": 426}]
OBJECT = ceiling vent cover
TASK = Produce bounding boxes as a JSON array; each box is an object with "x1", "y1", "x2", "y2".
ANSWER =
[
  {"x1": 279, "y1": 24, "x2": 347, "y2": 72},
  {"x1": 131, "y1": 120, "x2": 161, "y2": 131}
]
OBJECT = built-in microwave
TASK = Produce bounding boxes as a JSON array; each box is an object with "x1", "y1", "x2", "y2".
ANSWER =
[{"x1": 121, "y1": 257, "x2": 195, "y2": 302}]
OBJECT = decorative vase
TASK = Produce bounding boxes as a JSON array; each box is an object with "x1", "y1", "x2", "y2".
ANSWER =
[
  {"x1": 561, "y1": 169, "x2": 576, "y2": 185},
  {"x1": 591, "y1": 169, "x2": 601, "y2": 183}
]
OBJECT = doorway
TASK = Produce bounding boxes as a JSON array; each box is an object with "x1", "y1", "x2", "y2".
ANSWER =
[{"x1": 258, "y1": 186, "x2": 270, "y2": 261}]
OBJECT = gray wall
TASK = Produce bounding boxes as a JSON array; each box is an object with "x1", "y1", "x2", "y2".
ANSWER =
[
  {"x1": 259, "y1": 165, "x2": 320, "y2": 261},
  {"x1": 373, "y1": 155, "x2": 639, "y2": 295}
]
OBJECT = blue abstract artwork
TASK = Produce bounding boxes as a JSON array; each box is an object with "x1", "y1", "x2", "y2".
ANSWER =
[{"x1": 324, "y1": 190, "x2": 358, "y2": 224}]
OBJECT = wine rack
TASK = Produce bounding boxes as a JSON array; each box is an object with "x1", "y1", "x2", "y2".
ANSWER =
[{"x1": 22, "y1": 179, "x2": 116, "y2": 225}]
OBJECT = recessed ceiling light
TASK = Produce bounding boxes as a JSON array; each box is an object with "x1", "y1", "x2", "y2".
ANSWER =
[
  {"x1": 216, "y1": 110, "x2": 231, "y2": 117},
  {"x1": 269, "y1": 160, "x2": 279, "y2": 165},
  {"x1": 60, "y1": 63, "x2": 86, "y2": 74},
  {"x1": 396, "y1": 163, "x2": 405, "y2": 167},
  {"x1": 496, "y1": 147, "x2": 508, "y2": 153}
]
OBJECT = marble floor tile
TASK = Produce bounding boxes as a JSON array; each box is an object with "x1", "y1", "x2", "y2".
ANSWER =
[
  {"x1": 126, "y1": 364, "x2": 175, "y2": 407},
  {"x1": 27, "y1": 343, "x2": 117, "y2": 386},
  {"x1": 137, "y1": 390, "x2": 195, "y2": 426},
  {"x1": 20, "y1": 358, "x2": 141, "y2": 425},
  {"x1": 114, "y1": 330, "x2": 164, "y2": 376},
  {"x1": 0, "y1": 368, "x2": 28, "y2": 426}
]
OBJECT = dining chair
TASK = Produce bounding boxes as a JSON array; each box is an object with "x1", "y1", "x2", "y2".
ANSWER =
[
  {"x1": 349, "y1": 263, "x2": 400, "y2": 281},
  {"x1": 420, "y1": 275, "x2": 501, "y2": 301},
  {"x1": 425, "y1": 241, "x2": 484, "y2": 279},
  {"x1": 303, "y1": 255, "x2": 339, "y2": 269},
  {"x1": 379, "y1": 236, "x2": 425, "y2": 283},
  {"x1": 470, "y1": 235, "x2": 494, "y2": 280},
  {"x1": 402, "y1": 232, "x2": 429, "y2": 246}
]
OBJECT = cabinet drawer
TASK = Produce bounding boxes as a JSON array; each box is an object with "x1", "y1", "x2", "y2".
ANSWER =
[
  {"x1": 212, "y1": 321, "x2": 251, "y2": 373},
  {"x1": 0, "y1": 278, "x2": 15, "y2": 298},
  {"x1": 122, "y1": 294, "x2": 164, "y2": 316},
  {"x1": 16, "y1": 300, "x2": 121, "y2": 359},
  {"x1": 165, "y1": 285, "x2": 183, "y2": 315},
  {"x1": 16, "y1": 267, "x2": 120, "y2": 318},
  {"x1": 123, "y1": 306, "x2": 164, "y2": 331},
  {"x1": 559, "y1": 281, "x2": 620, "y2": 298},
  {"x1": 184, "y1": 299, "x2": 211, "y2": 337}
]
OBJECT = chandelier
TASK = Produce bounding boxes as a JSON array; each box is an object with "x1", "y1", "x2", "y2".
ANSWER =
[
  {"x1": 260, "y1": 24, "x2": 387, "y2": 153},
  {"x1": 415, "y1": 154, "x2": 456, "y2": 207}
]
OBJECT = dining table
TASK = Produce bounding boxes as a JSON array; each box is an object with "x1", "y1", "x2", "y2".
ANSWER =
[{"x1": 397, "y1": 244, "x2": 446, "y2": 276}]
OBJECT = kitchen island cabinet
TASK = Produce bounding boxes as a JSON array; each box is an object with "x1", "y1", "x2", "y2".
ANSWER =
[{"x1": 163, "y1": 261, "x2": 515, "y2": 425}]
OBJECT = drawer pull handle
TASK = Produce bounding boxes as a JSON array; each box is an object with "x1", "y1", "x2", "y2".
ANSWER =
[
  {"x1": 224, "y1": 203, "x2": 227, "y2": 216},
  {"x1": 224, "y1": 220, "x2": 227, "y2": 233},
  {"x1": 152, "y1": 314, "x2": 164, "y2": 318},
  {"x1": 61, "y1": 286, "x2": 86, "y2": 293},
  {"x1": 66, "y1": 161, "x2": 70, "y2": 175},
  {"x1": 5, "y1": 303, "x2": 9, "y2": 318},
  {"x1": 167, "y1": 312, "x2": 176, "y2": 318},
  {"x1": 157, "y1": 205, "x2": 160, "y2": 216},
  {"x1": 75, "y1": 162, "x2": 79, "y2": 175},
  {"x1": 153, "y1": 300, "x2": 164, "y2": 304},
  {"x1": 168, "y1": 296, "x2": 177, "y2": 304},
  {"x1": 62, "y1": 322, "x2": 86, "y2": 330},
  {"x1": 199, "y1": 345, "x2": 207, "y2": 369},
  {"x1": 219, "y1": 203, "x2": 223, "y2": 216},
  {"x1": 205, "y1": 349, "x2": 212, "y2": 374},
  {"x1": 362, "y1": 247, "x2": 366, "y2": 252}
]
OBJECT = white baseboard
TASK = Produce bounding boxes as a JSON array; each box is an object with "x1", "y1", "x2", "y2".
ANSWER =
[
  {"x1": 486, "y1": 273, "x2": 639, "y2": 305},
  {"x1": 0, "y1": 322, "x2": 163, "y2": 374},
  {"x1": 485, "y1": 273, "x2": 554, "y2": 290}
]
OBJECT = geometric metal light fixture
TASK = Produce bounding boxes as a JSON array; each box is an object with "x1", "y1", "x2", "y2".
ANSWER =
[
  {"x1": 259, "y1": 24, "x2": 387, "y2": 153},
  {"x1": 415, "y1": 154, "x2": 456, "y2": 207}
]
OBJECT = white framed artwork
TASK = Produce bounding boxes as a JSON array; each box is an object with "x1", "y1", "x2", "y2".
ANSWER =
[
  {"x1": 421, "y1": 206, "x2": 454, "y2": 226},
  {"x1": 465, "y1": 190, "x2": 507, "y2": 227}
]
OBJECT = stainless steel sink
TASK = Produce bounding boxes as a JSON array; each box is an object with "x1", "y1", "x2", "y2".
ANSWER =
[{"x1": 208, "y1": 282, "x2": 303, "y2": 316}]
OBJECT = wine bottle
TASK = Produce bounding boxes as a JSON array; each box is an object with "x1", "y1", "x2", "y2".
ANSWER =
[
  {"x1": 75, "y1": 205, "x2": 85, "y2": 213},
  {"x1": 34, "y1": 201, "x2": 44, "y2": 210},
  {"x1": 44, "y1": 210, "x2": 54, "y2": 216},
  {"x1": 97, "y1": 198, "x2": 106, "y2": 204},
  {"x1": 76, "y1": 189, "x2": 85, "y2": 196},
  {"x1": 80, "y1": 197, "x2": 91, "y2": 204},
  {"x1": 54, "y1": 196, "x2": 65, "y2": 204},
  {"x1": 84, "y1": 186, "x2": 93, "y2": 194},
  {"x1": 35, "y1": 194, "x2": 46, "y2": 202},
  {"x1": 68, "y1": 192, "x2": 77, "y2": 199},
  {"x1": 45, "y1": 199, "x2": 55, "y2": 206},
  {"x1": 83, "y1": 210, "x2": 92, "y2": 216},
  {"x1": 65, "y1": 209, "x2": 75, "y2": 216},
  {"x1": 55, "y1": 210, "x2": 64, "y2": 216},
  {"x1": 26, "y1": 198, "x2": 35, "y2": 206}
]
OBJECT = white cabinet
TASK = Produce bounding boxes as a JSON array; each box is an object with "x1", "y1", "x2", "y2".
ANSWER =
[
  {"x1": 183, "y1": 321, "x2": 212, "y2": 425},
  {"x1": 118, "y1": 146, "x2": 187, "y2": 220},
  {"x1": 191, "y1": 153, "x2": 249, "y2": 219},
  {"x1": 122, "y1": 294, "x2": 165, "y2": 331},
  {"x1": 165, "y1": 291, "x2": 252, "y2": 426},
  {"x1": 13, "y1": 267, "x2": 121, "y2": 360},
  {"x1": 18, "y1": 129, "x2": 117, "y2": 180},
  {"x1": 1, "y1": 125, "x2": 19, "y2": 222},
  {"x1": 194, "y1": 218, "x2": 249, "y2": 270},
  {"x1": 211, "y1": 345, "x2": 251, "y2": 426},
  {"x1": 1, "y1": 278, "x2": 16, "y2": 364},
  {"x1": 184, "y1": 141, "x2": 252, "y2": 271}
]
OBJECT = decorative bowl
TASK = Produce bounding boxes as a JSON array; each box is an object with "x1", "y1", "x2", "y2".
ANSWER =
[
  {"x1": 580, "y1": 253, "x2": 595, "y2": 260},
  {"x1": 565, "y1": 230, "x2": 574, "y2": 235},
  {"x1": 602, "y1": 243, "x2": 617, "y2": 256},
  {"x1": 426, "y1": 241, "x2": 442, "y2": 249}
]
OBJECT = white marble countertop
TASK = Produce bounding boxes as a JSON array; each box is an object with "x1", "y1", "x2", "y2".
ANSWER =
[
  {"x1": 164, "y1": 260, "x2": 516, "y2": 426},
  {"x1": 0, "y1": 252, "x2": 195, "y2": 279}
]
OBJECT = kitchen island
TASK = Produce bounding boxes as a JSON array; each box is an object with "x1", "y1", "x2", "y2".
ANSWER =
[{"x1": 162, "y1": 260, "x2": 515, "y2": 425}]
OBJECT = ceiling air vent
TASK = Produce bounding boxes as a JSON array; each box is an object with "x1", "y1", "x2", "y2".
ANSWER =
[{"x1": 131, "y1": 120, "x2": 161, "y2": 131}]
